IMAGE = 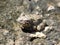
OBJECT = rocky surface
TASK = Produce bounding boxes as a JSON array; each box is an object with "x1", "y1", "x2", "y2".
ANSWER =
[{"x1": 0, "y1": 0, "x2": 60, "y2": 45}]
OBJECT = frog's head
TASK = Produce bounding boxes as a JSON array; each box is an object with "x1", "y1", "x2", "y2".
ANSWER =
[{"x1": 16, "y1": 13, "x2": 32, "y2": 25}]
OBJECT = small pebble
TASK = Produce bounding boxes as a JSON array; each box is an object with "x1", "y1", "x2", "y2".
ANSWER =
[
  {"x1": 47, "y1": 5, "x2": 55, "y2": 11},
  {"x1": 44, "y1": 26, "x2": 53, "y2": 31},
  {"x1": 30, "y1": 32, "x2": 46, "y2": 38},
  {"x1": 3, "y1": 30, "x2": 9, "y2": 35},
  {"x1": 36, "y1": 5, "x2": 40, "y2": 10},
  {"x1": 37, "y1": 20, "x2": 46, "y2": 31}
]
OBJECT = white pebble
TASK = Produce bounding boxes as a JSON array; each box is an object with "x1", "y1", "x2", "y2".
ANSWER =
[
  {"x1": 44, "y1": 26, "x2": 53, "y2": 31},
  {"x1": 37, "y1": 20, "x2": 46, "y2": 31},
  {"x1": 37, "y1": 25, "x2": 41, "y2": 31},
  {"x1": 3, "y1": 30, "x2": 9, "y2": 35},
  {"x1": 42, "y1": 19, "x2": 46, "y2": 23},
  {"x1": 36, "y1": 6, "x2": 40, "y2": 10},
  {"x1": 45, "y1": 14, "x2": 50, "y2": 17},
  {"x1": 29, "y1": 34, "x2": 36, "y2": 37},
  {"x1": 47, "y1": 5, "x2": 55, "y2": 11},
  {"x1": 44, "y1": 26, "x2": 50, "y2": 31},
  {"x1": 30, "y1": 32, "x2": 46, "y2": 38},
  {"x1": 36, "y1": 32, "x2": 46, "y2": 38}
]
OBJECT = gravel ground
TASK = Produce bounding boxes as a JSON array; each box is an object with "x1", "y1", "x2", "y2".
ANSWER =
[{"x1": 0, "y1": 0, "x2": 60, "y2": 45}]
